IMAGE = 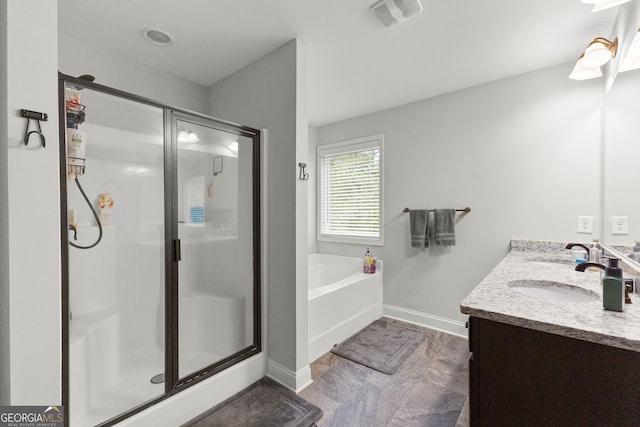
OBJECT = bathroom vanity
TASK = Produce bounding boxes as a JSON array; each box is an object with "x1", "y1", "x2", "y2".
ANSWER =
[{"x1": 461, "y1": 241, "x2": 640, "y2": 426}]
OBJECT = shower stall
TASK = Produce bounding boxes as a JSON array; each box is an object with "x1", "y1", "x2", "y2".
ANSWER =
[{"x1": 59, "y1": 74, "x2": 261, "y2": 426}]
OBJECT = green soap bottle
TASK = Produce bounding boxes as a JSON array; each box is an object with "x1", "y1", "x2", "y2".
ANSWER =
[{"x1": 603, "y1": 258, "x2": 624, "y2": 312}]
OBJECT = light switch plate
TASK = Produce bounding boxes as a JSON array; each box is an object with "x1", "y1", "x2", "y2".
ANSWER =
[
  {"x1": 577, "y1": 216, "x2": 593, "y2": 234},
  {"x1": 612, "y1": 216, "x2": 629, "y2": 235}
]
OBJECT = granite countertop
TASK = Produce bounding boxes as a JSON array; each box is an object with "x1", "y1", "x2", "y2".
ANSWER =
[{"x1": 460, "y1": 245, "x2": 640, "y2": 352}]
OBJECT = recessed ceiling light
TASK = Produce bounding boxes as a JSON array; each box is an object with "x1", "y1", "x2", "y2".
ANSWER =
[{"x1": 142, "y1": 28, "x2": 174, "y2": 46}]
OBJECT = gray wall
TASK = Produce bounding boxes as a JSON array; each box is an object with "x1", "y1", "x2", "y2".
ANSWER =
[
  {"x1": 307, "y1": 126, "x2": 318, "y2": 254},
  {"x1": 59, "y1": 35, "x2": 208, "y2": 113},
  {"x1": 603, "y1": 71, "x2": 640, "y2": 244},
  {"x1": 316, "y1": 63, "x2": 603, "y2": 332},
  {"x1": 0, "y1": 0, "x2": 10, "y2": 406},
  {"x1": 7, "y1": 0, "x2": 60, "y2": 404},
  {"x1": 208, "y1": 40, "x2": 308, "y2": 374}
]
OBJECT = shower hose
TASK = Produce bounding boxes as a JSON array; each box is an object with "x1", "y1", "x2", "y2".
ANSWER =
[{"x1": 70, "y1": 175, "x2": 103, "y2": 249}]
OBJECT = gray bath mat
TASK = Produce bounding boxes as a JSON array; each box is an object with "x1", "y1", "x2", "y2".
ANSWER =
[
  {"x1": 181, "y1": 377, "x2": 322, "y2": 427},
  {"x1": 331, "y1": 318, "x2": 428, "y2": 375}
]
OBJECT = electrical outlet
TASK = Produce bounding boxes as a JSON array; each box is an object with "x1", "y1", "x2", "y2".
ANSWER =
[
  {"x1": 611, "y1": 216, "x2": 629, "y2": 235},
  {"x1": 577, "y1": 216, "x2": 593, "y2": 234}
]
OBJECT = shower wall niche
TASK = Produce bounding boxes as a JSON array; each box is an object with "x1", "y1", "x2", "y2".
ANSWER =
[{"x1": 60, "y1": 75, "x2": 261, "y2": 427}]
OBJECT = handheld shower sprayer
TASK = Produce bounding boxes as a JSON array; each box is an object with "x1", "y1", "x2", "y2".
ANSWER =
[{"x1": 66, "y1": 75, "x2": 103, "y2": 249}]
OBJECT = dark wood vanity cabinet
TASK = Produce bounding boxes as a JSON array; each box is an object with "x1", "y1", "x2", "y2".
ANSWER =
[{"x1": 468, "y1": 316, "x2": 640, "y2": 426}]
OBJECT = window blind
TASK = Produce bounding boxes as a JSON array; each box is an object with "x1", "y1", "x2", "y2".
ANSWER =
[{"x1": 319, "y1": 143, "x2": 381, "y2": 240}]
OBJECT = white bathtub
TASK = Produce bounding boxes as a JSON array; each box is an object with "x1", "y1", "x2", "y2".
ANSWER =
[{"x1": 308, "y1": 253, "x2": 383, "y2": 363}]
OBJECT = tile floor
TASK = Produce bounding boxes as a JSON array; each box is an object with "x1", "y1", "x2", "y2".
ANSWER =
[{"x1": 299, "y1": 318, "x2": 470, "y2": 427}]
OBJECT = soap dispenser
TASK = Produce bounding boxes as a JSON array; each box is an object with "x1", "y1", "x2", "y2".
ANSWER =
[{"x1": 603, "y1": 257, "x2": 624, "y2": 312}]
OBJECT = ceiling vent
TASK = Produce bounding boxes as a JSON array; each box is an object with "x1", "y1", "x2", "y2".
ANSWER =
[{"x1": 370, "y1": 0, "x2": 423, "y2": 28}]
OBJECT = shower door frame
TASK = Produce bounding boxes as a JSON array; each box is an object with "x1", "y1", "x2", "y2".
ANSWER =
[{"x1": 58, "y1": 73, "x2": 262, "y2": 427}]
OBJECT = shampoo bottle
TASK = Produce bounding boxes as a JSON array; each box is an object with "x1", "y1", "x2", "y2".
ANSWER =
[
  {"x1": 363, "y1": 248, "x2": 373, "y2": 274},
  {"x1": 630, "y1": 241, "x2": 640, "y2": 262},
  {"x1": 588, "y1": 239, "x2": 602, "y2": 271},
  {"x1": 603, "y1": 257, "x2": 624, "y2": 312}
]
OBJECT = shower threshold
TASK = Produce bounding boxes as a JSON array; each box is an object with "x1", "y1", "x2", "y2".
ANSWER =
[{"x1": 74, "y1": 348, "x2": 224, "y2": 426}]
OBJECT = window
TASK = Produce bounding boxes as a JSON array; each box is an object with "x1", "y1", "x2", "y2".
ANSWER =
[{"x1": 317, "y1": 134, "x2": 384, "y2": 245}]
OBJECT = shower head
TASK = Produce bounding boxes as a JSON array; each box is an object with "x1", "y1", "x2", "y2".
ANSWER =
[
  {"x1": 68, "y1": 74, "x2": 96, "y2": 91},
  {"x1": 78, "y1": 74, "x2": 95, "y2": 83}
]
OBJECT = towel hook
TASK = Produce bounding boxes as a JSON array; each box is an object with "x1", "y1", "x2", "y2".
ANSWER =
[
  {"x1": 298, "y1": 162, "x2": 309, "y2": 181},
  {"x1": 21, "y1": 109, "x2": 48, "y2": 149}
]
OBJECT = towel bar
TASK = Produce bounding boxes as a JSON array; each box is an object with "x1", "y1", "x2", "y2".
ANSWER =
[{"x1": 403, "y1": 207, "x2": 471, "y2": 213}]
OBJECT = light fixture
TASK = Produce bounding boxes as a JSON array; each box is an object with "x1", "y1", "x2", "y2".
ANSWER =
[
  {"x1": 569, "y1": 37, "x2": 616, "y2": 80},
  {"x1": 142, "y1": 28, "x2": 174, "y2": 46},
  {"x1": 580, "y1": 0, "x2": 631, "y2": 12},
  {"x1": 177, "y1": 128, "x2": 199, "y2": 144},
  {"x1": 581, "y1": 37, "x2": 618, "y2": 68},
  {"x1": 229, "y1": 141, "x2": 238, "y2": 152},
  {"x1": 619, "y1": 29, "x2": 640, "y2": 72},
  {"x1": 569, "y1": 53, "x2": 604, "y2": 80}
]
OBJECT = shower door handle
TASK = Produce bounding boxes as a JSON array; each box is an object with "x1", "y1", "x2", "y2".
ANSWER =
[{"x1": 174, "y1": 239, "x2": 181, "y2": 262}]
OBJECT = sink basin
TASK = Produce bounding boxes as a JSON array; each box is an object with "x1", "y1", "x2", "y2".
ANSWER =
[{"x1": 508, "y1": 279, "x2": 599, "y2": 303}]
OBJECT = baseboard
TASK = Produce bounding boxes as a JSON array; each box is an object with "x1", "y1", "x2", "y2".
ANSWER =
[
  {"x1": 266, "y1": 359, "x2": 312, "y2": 393},
  {"x1": 383, "y1": 305, "x2": 467, "y2": 338}
]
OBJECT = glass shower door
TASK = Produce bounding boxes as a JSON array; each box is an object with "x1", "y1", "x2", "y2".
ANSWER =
[
  {"x1": 172, "y1": 115, "x2": 257, "y2": 380},
  {"x1": 63, "y1": 75, "x2": 262, "y2": 426},
  {"x1": 65, "y1": 83, "x2": 166, "y2": 426}
]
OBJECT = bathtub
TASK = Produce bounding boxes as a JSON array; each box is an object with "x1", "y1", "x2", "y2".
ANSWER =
[{"x1": 308, "y1": 253, "x2": 383, "y2": 363}]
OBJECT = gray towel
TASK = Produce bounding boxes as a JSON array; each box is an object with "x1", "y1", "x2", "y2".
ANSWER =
[
  {"x1": 410, "y1": 209, "x2": 429, "y2": 248},
  {"x1": 433, "y1": 209, "x2": 455, "y2": 247}
]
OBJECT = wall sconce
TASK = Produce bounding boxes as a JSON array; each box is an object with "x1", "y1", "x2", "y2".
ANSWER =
[
  {"x1": 178, "y1": 128, "x2": 199, "y2": 144},
  {"x1": 580, "y1": 0, "x2": 631, "y2": 12},
  {"x1": 619, "y1": 28, "x2": 640, "y2": 72},
  {"x1": 569, "y1": 53, "x2": 604, "y2": 80},
  {"x1": 582, "y1": 37, "x2": 618, "y2": 67},
  {"x1": 569, "y1": 37, "x2": 617, "y2": 80}
]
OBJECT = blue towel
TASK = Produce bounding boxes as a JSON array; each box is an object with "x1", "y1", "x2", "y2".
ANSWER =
[
  {"x1": 433, "y1": 209, "x2": 455, "y2": 247},
  {"x1": 410, "y1": 209, "x2": 429, "y2": 248}
]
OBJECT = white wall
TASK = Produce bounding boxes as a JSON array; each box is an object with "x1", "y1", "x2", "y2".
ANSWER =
[
  {"x1": 0, "y1": 0, "x2": 10, "y2": 406},
  {"x1": 317, "y1": 63, "x2": 603, "y2": 334},
  {"x1": 208, "y1": 39, "x2": 310, "y2": 386},
  {"x1": 6, "y1": 0, "x2": 61, "y2": 404}
]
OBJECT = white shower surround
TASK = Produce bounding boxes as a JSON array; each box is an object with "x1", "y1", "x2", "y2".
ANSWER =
[{"x1": 69, "y1": 291, "x2": 245, "y2": 427}]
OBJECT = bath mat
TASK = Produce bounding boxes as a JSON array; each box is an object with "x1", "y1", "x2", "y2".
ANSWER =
[
  {"x1": 331, "y1": 318, "x2": 428, "y2": 375},
  {"x1": 181, "y1": 377, "x2": 322, "y2": 427}
]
